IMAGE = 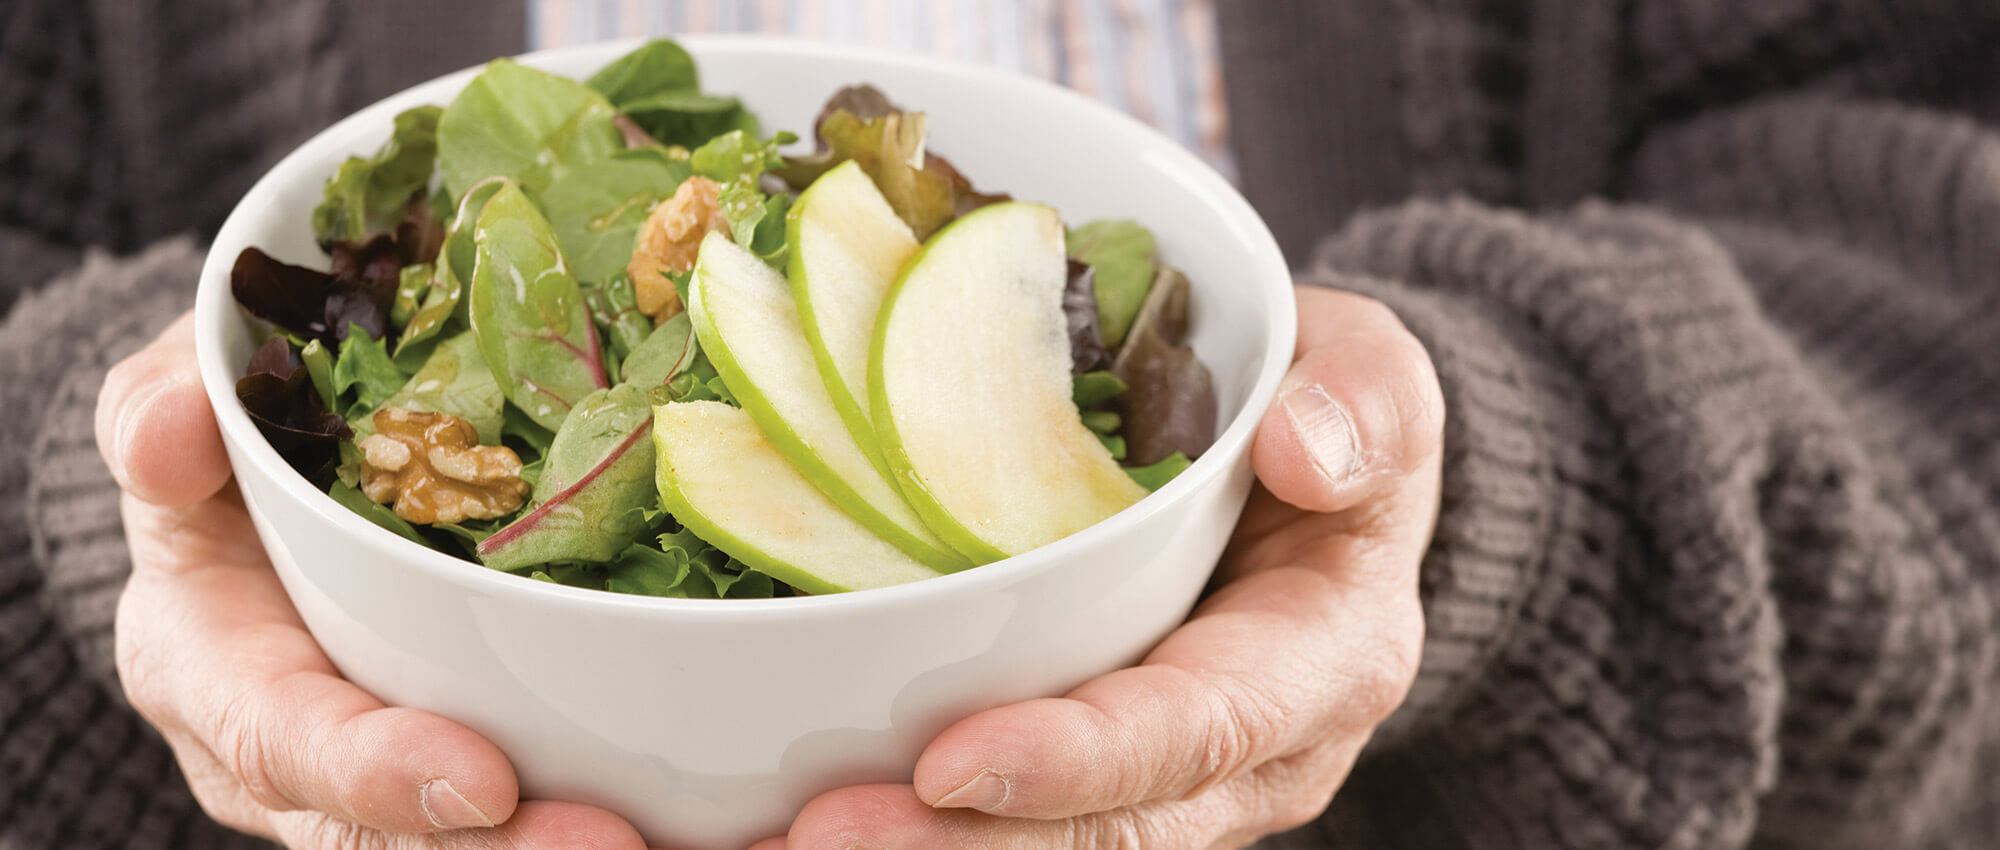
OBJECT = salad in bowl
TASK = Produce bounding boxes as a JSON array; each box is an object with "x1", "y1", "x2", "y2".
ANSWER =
[{"x1": 228, "y1": 39, "x2": 1218, "y2": 598}]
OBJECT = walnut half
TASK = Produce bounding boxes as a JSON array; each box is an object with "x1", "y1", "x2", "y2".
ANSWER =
[
  {"x1": 627, "y1": 175, "x2": 730, "y2": 324},
  {"x1": 358, "y1": 407, "x2": 530, "y2": 525}
]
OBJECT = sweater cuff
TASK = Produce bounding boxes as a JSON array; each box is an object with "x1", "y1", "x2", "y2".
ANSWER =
[{"x1": 4, "y1": 238, "x2": 203, "y2": 697}]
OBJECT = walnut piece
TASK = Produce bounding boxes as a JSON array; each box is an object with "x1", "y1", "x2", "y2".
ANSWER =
[
  {"x1": 358, "y1": 407, "x2": 529, "y2": 525},
  {"x1": 628, "y1": 176, "x2": 731, "y2": 324}
]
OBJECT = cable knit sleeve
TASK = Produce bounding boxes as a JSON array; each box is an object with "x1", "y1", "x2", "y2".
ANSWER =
[
  {"x1": 1269, "y1": 98, "x2": 2000, "y2": 850},
  {"x1": 0, "y1": 241, "x2": 274, "y2": 849}
]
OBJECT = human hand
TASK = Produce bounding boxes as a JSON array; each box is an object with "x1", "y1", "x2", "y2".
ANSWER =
[
  {"x1": 752, "y1": 287, "x2": 1444, "y2": 849},
  {"x1": 98, "y1": 312, "x2": 665, "y2": 849}
]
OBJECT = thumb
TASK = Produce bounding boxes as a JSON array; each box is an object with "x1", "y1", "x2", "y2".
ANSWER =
[
  {"x1": 95, "y1": 311, "x2": 233, "y2": 507},
  {"x1": 1251, "y1": 288, "x2": 1444, "y2": 514}
]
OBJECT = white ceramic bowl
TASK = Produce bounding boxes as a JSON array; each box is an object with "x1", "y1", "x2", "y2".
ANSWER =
[{"x1": 196, "y1": 37, "x2": 1294, "y2": 850}]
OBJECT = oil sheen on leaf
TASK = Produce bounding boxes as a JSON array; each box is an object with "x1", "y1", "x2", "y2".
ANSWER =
[{"x1": 467, "y1": 181, "x2": 609, "y2": 431}]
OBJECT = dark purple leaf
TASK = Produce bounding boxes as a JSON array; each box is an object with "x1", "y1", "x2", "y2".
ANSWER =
[
  {"x1": 395, "y1": 193, "x2": 445, "y2": 265},
  {"x1": 1111, "y1": 265, "x2": 1215, "y2": 464},
  {"x1": 329, "y1": 234, "x2": 406, "y2": 308},
  {"x1": 232, "y1": 247, "x2": 386, "y2": 347},
  {"x1": 236, "y1": 337, "x2": 351, "y2": 482},
  {"x1": 1064, "y1": 259, "x2": 1109, "y2": 374}
]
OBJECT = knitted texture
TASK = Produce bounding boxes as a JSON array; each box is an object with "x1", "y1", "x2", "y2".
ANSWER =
[
  {"x1": 1263, "y1": 97, "x2": 2000, "y2": 850},
  {"x1": 0, "y1": 241, "x2": 272, "y2": 850}
]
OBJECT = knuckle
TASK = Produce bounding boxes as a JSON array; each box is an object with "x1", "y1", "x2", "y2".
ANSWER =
[
  {"x1": 296, "y1": 814, "x2": 384, "y2": 850},
  {"x1": 1076, "y1": 808, "x2": 1152, "y2": 850},
  {"x1": 1189, "y1": 674, "x2": 1276, "y2": 796},
  {"x1": 216, "y1": 685, "x2": 292, "y2": 810},
  {"x1": 1350, "y1": 612, "x2": 1423, "y2": 725}
]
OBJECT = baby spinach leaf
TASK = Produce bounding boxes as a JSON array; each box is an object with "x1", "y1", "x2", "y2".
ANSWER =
[
  {"x1": 312, "y1": 105, "x2": 443, "y2": 248},
  {"x1": 328, "y1": 480, "x2": 429, "y2": 546},
  {"x1": 1111, "y1": 265, "x2": 1216, "y2": 465},
  {"x1": 542, "y1": 148, "x2": 691, "y2": 284},
  {"x1": 619, "y1": 310, "x2": 697, "y2": 391},
  {"x1": 585, "y1": 39, "x2": 700, "y2": 107},
  {"x1": 331, "y1": 327, "x2": 406, "y2": 418},
  {"x1": 357, "y1": 331, "x2": 507, "y2": 444},
  {"x1": 1069, "y1": 220, "x2": 1157, "y2": 349},
  {"x1": 467, "y1": 181, "x2": 609, "y2": 431},
  {"x1": 437, "y1": 59, "x2": 623, "y2": 201},
  {"x1": 400, "y1": 179, "x2": 506, "y2": 356},
  {"x1": 477, "y1": 384, "x2": 658, "y2": 570},
  {"x1": 583, "y1": 274, "x2": 654, "y2": 363},
  {"x1": 1124, "y1": 452, "x2": 1192, "y2": 492}
]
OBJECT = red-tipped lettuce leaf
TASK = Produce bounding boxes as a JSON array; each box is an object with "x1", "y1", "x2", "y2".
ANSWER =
[
  {"x1": 1064, "y1": 259, "x2": 1110, "y2": 373},
  {"x1": 236, "y1": 337, "x2": 352, "y2": 482},
  {"x1": 1111, "y1": 265, "x2": 1215, "y2": 465}
]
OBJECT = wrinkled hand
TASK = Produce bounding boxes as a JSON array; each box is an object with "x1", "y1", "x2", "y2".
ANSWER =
[
  {"x1": 755, "y1": 288, "x2": 1444, "y2": 849},
  {"x1": 98, "y1": 312, "x2": 663, "y2": 849}
]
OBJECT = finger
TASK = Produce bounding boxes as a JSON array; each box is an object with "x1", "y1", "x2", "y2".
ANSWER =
[
  {"x1": 747, "y1": 839, "x2": 787, "y2": 850},
  {"x1": 271, "y1": 800, "x2": 654, "y2": 850},
  {"x1": 912, "y1": 564, "x2": 1421, "y2": 819},
  {"x1": 115, "y1": 493, "x2": 519, "y2": 833},
  {"x1": 790, "y1": 753, "x2": 1354, "y2": 850},
  {"x1": 95, "y1": 311, "x2": 231, "y2": 507},
  {"x1": 1251, "y1": 287, "x2": 1444, "y2": 515}
]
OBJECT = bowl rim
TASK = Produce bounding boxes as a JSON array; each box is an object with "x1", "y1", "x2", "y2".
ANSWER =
[{"x1": 195, "y1": 35, "x2": 1298, "y2": 621}]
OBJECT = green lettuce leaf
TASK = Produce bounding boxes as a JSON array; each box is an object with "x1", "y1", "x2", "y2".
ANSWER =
[
  {"x1": 300, "y1": 339, "x2": 336, "y2": 410},
  {"x1": 312, "y1": 105, "x2": 443, "y2": 248},
  {"x1": 467, "y1": 181, "x2": 610, "y2": 432},
  {"x1": 436, "y1": 60, "x2": 623, "y2": 200},
  {"x1": 331, "y1": 326, "x2": 406, "y2": 418},
  {"x1": 773, "y1": 87, "x2": 1005, "y2": 241},
  {"x1": 398, "y1": 179, "x2": 506, "y2": 361},
  {"x1": 477, "y1": 384, "x2": 658, "y2": 570},
  {"x1": 1068, "y1": 220, "x2": 1157, "y2": 348}
]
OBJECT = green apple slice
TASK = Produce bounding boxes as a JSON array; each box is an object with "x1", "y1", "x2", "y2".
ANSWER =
[
  {"x1": 653, "y1": 402, "x2": 942, "y2": 594},
  {"x1": 688, "y1": 232, "x2": 970, "y2": 571},
  {"x1": 872, "y1": 202, "x2": 1150, "y2": 561},
  {"x1": 785, "y1": 160, "x2": 920, "y2": 470}
]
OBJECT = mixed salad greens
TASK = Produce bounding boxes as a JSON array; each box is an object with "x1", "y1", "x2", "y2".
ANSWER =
[{"x1": 231, "y1": 40, "x2": 1216, "y2": 598}]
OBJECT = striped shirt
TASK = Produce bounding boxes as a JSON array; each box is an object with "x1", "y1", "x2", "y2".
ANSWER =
[{"x1": 528, "y1": 0, "x2": 1231, "y2": 173}]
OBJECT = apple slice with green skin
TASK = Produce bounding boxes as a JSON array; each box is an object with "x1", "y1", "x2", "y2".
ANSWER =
[
  {"x1": 872, "y1": 202, "x2": 1150, "y2": 561},
  {"x1": 689, "y1": 231, "x2": 971, "y2": 571},
  {"x1": 653, "y1": 401, "x2": 942, "y2": 594},
  {"x1": 785, "y1": 160, "x2": 920, "y2": 473}
]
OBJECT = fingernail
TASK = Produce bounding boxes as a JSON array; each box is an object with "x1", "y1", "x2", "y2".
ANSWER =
[
  {"x1": 933, "y1": 770, "x2": 1010, "y2": 813},
  {"x1": 421, "y1": 778, "x2": 495, "y2": 830},
  {"x1": 1282, "y1": 384, "x2": 1360, "y2": 484}
]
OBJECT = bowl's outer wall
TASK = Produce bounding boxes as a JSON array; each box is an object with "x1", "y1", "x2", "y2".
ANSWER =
[{"x1": 198, "y1": 38, "x2": 1295, "y2": 850}]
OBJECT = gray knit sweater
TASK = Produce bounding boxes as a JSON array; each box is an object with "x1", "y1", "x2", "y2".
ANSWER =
[{"x1": 5, "y1": 2, "x2": 1998, "y2": 849}]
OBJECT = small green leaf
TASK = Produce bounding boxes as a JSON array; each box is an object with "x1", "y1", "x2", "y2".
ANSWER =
[
  {"x1": 689, "y1": 130, "x2": 792, "y2": 183},
  {"x1": 585, "y1": 274, "x2": 655, "y2": 364},
  {"x1": 328, "y1": 480, "x2": 430, "y2": 545},
  {"x1": 1124, "y1": 452, "x2": 1192, "y2": 492},
  {"x1": 391, "y1": 264, "x2": 430, "y2": 327},
  {"x1": 332, "y1": 327, "x2": 406, "y2": 418},
  {"x1": 619, "y1": 310, "x2": 698, "y2": 390},
  {"x1": 1068, "y1": 220, "x2": 1158, "y2": 348},
  {"x1": 1081, "y1": 410, "x2": 1122, "y2": 434},
  {"x1": 1096, "y1": 432, "x2": 1127, "y2": 461},
  {"x1": 467, "y1": 181, "x2": 610, "y2": 431},
  {"x1": 1072, "y1": 371, "x2": 1128, "y2": 409},
  {"x1": 300, "y1": 340, "x2": 336, "y2": 411}
]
